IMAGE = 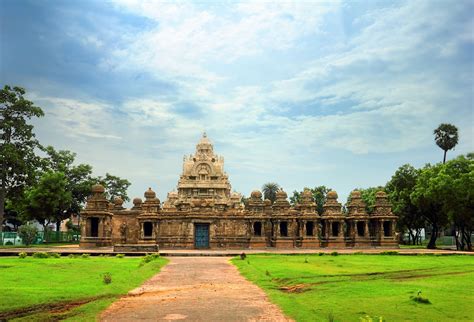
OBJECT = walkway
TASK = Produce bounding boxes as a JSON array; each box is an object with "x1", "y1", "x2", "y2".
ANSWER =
[{"x1": 100, "y1": 257, "x2": 291, "y2": 321}]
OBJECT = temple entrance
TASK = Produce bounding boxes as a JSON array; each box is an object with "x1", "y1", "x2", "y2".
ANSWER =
[
  {"x1": 90, "y1": 217, "x2": 99, "y2": 237},
  {"x1": 194, "y1": 223, "x2": 210, "y2": 248}
]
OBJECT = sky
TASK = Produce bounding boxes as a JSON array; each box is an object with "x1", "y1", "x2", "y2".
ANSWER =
[{"x1": 1, "y1": 0, "x2": 473, "y2": 205}]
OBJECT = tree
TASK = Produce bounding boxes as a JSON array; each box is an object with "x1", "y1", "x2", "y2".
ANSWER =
[
  {"x1": 290, "y1": 186, "x2": 332, "y2": 214},
  {"x1": 386, "y1": 164, "x2": 425, "y2": 245},
  {"x1": 17, "y1": 223, "x2": 38, "y2": 246},
  {"x1": 22, "y1": 171, "x2": 72, "y2": 232},
  {"x1": 411, "y1": 163, "x2": 450, "y2": 249},
  {"x1": 41, "y1": 146, "x2": 95, "y2": 228},
  {"x1": 0, "y1": 85, "x2": 44, "y2": 232},
  {"x1": 438, "y1": 155, "x2": 474, "y2": 250},
  {"x1": 97, "y1": 173, "x2": 131, "y2": 202},
  {"x1": 434, "y1": 123, "x2": 459, "y2": 163},
  {"x1": 262, "y1": 182, "x2": 280, "y2": 203}
]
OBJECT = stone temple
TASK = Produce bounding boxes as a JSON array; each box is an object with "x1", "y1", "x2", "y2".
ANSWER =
[{"x1": 80, "y1": 133, "x2": 398, "y2": 250}]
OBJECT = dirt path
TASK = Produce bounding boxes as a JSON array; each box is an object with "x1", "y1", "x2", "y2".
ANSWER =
[{"x1": 100, "y1": 257, "x2": 291, "y2": 321}]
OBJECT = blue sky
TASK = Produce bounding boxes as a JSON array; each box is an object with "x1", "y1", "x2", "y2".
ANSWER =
[{"x1": 1, "y1": 0, "x2": 473, "y2": 204}]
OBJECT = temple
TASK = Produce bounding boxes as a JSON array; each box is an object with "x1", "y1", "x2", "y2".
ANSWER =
[{"x1": 80, "y1": 133, "x2": 398, "y2": 250}]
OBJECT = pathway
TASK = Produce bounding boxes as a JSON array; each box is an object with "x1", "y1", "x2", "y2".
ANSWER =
[{"x1": 100, "y1": 257, "x2": 291, "y2": 321}]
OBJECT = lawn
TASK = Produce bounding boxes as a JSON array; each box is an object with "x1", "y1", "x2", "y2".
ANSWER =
[
  {"x1": 0, "y1": 254, "x2": 168, "y2": 321},
  {"x1": 232, "y1": 254, "x2": 474, "y2": 321}
]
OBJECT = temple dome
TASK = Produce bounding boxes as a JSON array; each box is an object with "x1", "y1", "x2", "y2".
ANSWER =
[
  {"x1": 327, "y1": 190, "x2": 338, "y2": 199},
  {"x1": 114, "y1": 196, "x2": 124, "y2": 206},
  {"x1": 133, "y1": 197, "x2": 142, "y2": 205},
  {"x1": 251, "y1": 190, "x2": 262, "y2": 199},
  {"x1": 92, "y1": 184, "x2": 105, "y2": 194},
  {"x1": 351, "y1": 190, "x2": 361, "y2": 199},
  {"x1": 376, "y1": 191, "x2": 387, "y2": 198},
  {"x1": 144, "y1": 187, "x2": 156, "y2": 199},
  {"x1": 302, "y1": 189, "x2": 313, "y2": 198},
  {"x1": 276, "y1": 190, "x2": 287, "y2": 200}
]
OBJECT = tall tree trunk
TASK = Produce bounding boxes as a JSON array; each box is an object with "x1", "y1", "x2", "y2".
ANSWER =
[
  {"x1": 427, "y1": 224, "x2": 438, "y2": 249},
  {"x1": 56, "y1": 220, "x2": 61, "y2": 232},
  {"x1": 443, "y1": 150, "x2": 447, "y2": 164}
]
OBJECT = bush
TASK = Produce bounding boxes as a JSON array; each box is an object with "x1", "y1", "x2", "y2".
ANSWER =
[
  {"x1": 33, "y1": 252, "x2": 50, "y2": 258},
  {"x1": 68, "y1": 254, "x2": 78, "y2": 258},
  {"x1": 240, "y1": 252, "x2": 247, "y2": 260},
  {"x1": 330, "y1": 251, "x2": 339, "y2": 256},
  {"x1": 18, "y1": 224, "x2": 38, "y2": 246},
  {"x1": 103, "y1": 272, "x2": 112, "y2": 284},
  {"x1": 5, "y1": 241, "x2": 13, "y2": 246},
  {"x1": 116, "y1": 253, "x2": 125, "y2": 258},
  {"x1": 51, "y1": 253, "x2": 61, "y2": 258},
  {"x1": 81, "y1": 253, "x2": 90, "y2": 258},
  {"x1": 141, "y1": 253, "x2": 160, "y2": 264},
  {"x1": 380, "y1": 251, "x2": 399, "y2": 255},
  {"x1": 318, "y1": 252, "x2": 325, "y2": 256},
  {"x1": 18, "y1": 252, "x2": 28, "y2": 259}
]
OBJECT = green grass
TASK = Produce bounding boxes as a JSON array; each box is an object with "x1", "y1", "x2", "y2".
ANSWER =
[
  {"x1": 0, "y1": 255, "x2": 168, "y2": 321},
  {"x1": 232, "y1": 254, "x2": 474, "y2": 321}
]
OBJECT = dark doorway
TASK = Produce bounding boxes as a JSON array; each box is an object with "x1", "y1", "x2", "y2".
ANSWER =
[
  {"x1": 332, "y1": 222, "x2": 339, "y2": 237},
  {"x1": 90, "y1": 217, "x2": 99, "y2": 237},
  {"x1": 280, "y1": 222, "x2": 288, "y2": 237},
  {"x1": 253, "y1": 222, "x2": 262, "y2": 236},
  {"x1": 306, "y1": 222, "x2": 314, "y2": 236},
  {"x1": 357, "y1": 222, "x2": 365, "y2": 237},
  {"x1": 383, "y1": 221, "x2": 391, "y2": 237},
  {"x1": 144, "y1": 222, "x2": 153, "y2": 237},
  {"x1": 194, "y1": 224, "x2": 210, "y2": 248}
]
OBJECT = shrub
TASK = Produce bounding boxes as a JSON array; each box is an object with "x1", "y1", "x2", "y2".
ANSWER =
[
  {"x1": 265, "y1": 270, "x2": 271, "y2": 276},
  {"x1": 304, "y1": 257, "x2": 309, "y2": 263},
  {"x1": 51, "y1": 253, "x2": 61, "y2": 258},
  {"x1": 330, "y1": 251, "x2": 339, "y2": 256},
  {"x1": 18, "y1": 224, "x2": 38, "y2": 246},
  {"x1": 240, "y1": 252, "x2": 247, "y2": 260},
  {"x1": 68, "y1": 254, "x2": 78, "y2": 258},
  {"x1": 81, "y1": 253, "x2": 90, "y2": 258},
  {"x1": 116, "y1": 253, "x2": 125, "y2": 258},
  {"x1": 33, "y1": 252, "x2": 50, "y2": 259},
  {"x1": 5, "y1": 241, "x2": 13, "y2": 246},
  {"x1": 103, "y1": 272, "x2": 112, "y2": 284},
  {"x1": 318, "y1": 252, "x2": 325, "y2": 256},
  {"x1": 141, "y1": 253, "x2": 159, "y2": 264},
  {"x1": 380, "y1": 251, "x2": 399, "y2": 255},
  {"x1": 18, "y1": 252, "x2": 28, "y2": 259}
]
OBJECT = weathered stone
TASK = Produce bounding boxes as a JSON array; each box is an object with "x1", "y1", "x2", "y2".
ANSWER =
[{"x1": 80, "y1": 133, "x2": 398, "y2": 249}]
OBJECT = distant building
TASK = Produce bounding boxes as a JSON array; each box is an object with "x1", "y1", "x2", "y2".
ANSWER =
[{"x1": 80, "y1": 133, "x2": 398, "y2": 249}]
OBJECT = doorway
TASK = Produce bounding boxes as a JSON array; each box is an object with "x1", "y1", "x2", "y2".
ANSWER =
[{"x1": 194, "y1": 223, "x2": 210, "y2": 248}]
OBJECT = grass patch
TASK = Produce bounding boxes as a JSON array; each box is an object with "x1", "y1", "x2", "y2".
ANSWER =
[
  {"x1": 231, "y1": 254, "x2": 474, "y2": 321},
  {"x1": 0, "y1": 255, "x2": 168, "y2": 321}
]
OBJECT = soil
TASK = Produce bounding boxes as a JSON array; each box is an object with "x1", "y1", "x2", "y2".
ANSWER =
[{"x1": 100, "y1": 257, "x2": 292, "y2": 321}]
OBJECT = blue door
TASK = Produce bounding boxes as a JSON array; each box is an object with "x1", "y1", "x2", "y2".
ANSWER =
[{"x1": 195, "y1": 224, "x2": 209, "y2": 248}]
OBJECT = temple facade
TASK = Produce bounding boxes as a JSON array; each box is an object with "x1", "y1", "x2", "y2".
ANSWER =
[{"x1": 80, "y1": 133, "x2": 398, "y2": 249}]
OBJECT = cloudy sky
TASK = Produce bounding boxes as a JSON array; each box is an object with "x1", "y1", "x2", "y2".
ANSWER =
[{"x1": 1, "y1": 0, "x2": 473, "y2": 204}]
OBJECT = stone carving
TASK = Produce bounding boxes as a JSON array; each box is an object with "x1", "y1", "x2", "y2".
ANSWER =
[{"x1": 80, "y1": 133, "x2": 398, "y2": 249}]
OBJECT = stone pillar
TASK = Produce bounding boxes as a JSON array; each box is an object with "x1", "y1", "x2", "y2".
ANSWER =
[
  {"x1": 339, "y1": 220, "x2": 344, "y2": 237},
  {"x1": 364, "y1": 221, "x2": 369, "y2": 237}
]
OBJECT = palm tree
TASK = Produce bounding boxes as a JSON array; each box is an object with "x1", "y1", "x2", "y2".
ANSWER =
[
  {"x1": 262, "y1": 182, "x2": 280, "y2": 203},
  {"x1": 434, "y1": 123, "x2": 459, "y2": 163}
]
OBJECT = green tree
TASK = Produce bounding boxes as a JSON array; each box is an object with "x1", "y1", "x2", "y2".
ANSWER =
[
  {"x1": 411, "y1": 163, "x2": 450, "y2": 249},
  {"x1": 262, "y1": 182, "x2": 280, "y2": 203},
  {"x1": 22, "y1": 171, "x2": 72, "y2": 232},
  {"x1": 97, "y1": 173, "x2": 131, "y2": 202},
  {"x1": 17, "y1": 223, "x2": 38, "y2": 246},
  {"x1": 434, "y1": 123, "x2": 459, "y2": 163},
  {"x1": 386, "y1": 164, "x2": 425, "y2": 245},
  {"x1": 439, "y1": 155, "x2": 474, "y2": 250},
  {"x1": 0, "y1": 85, "x2": 44, "y2": 232},
  {"x1": 290, "y1": 186, "x2": 332, "y2": 214},
  {"x1": 41, "y1": 146, "x2": 95, "y2": 227}
]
